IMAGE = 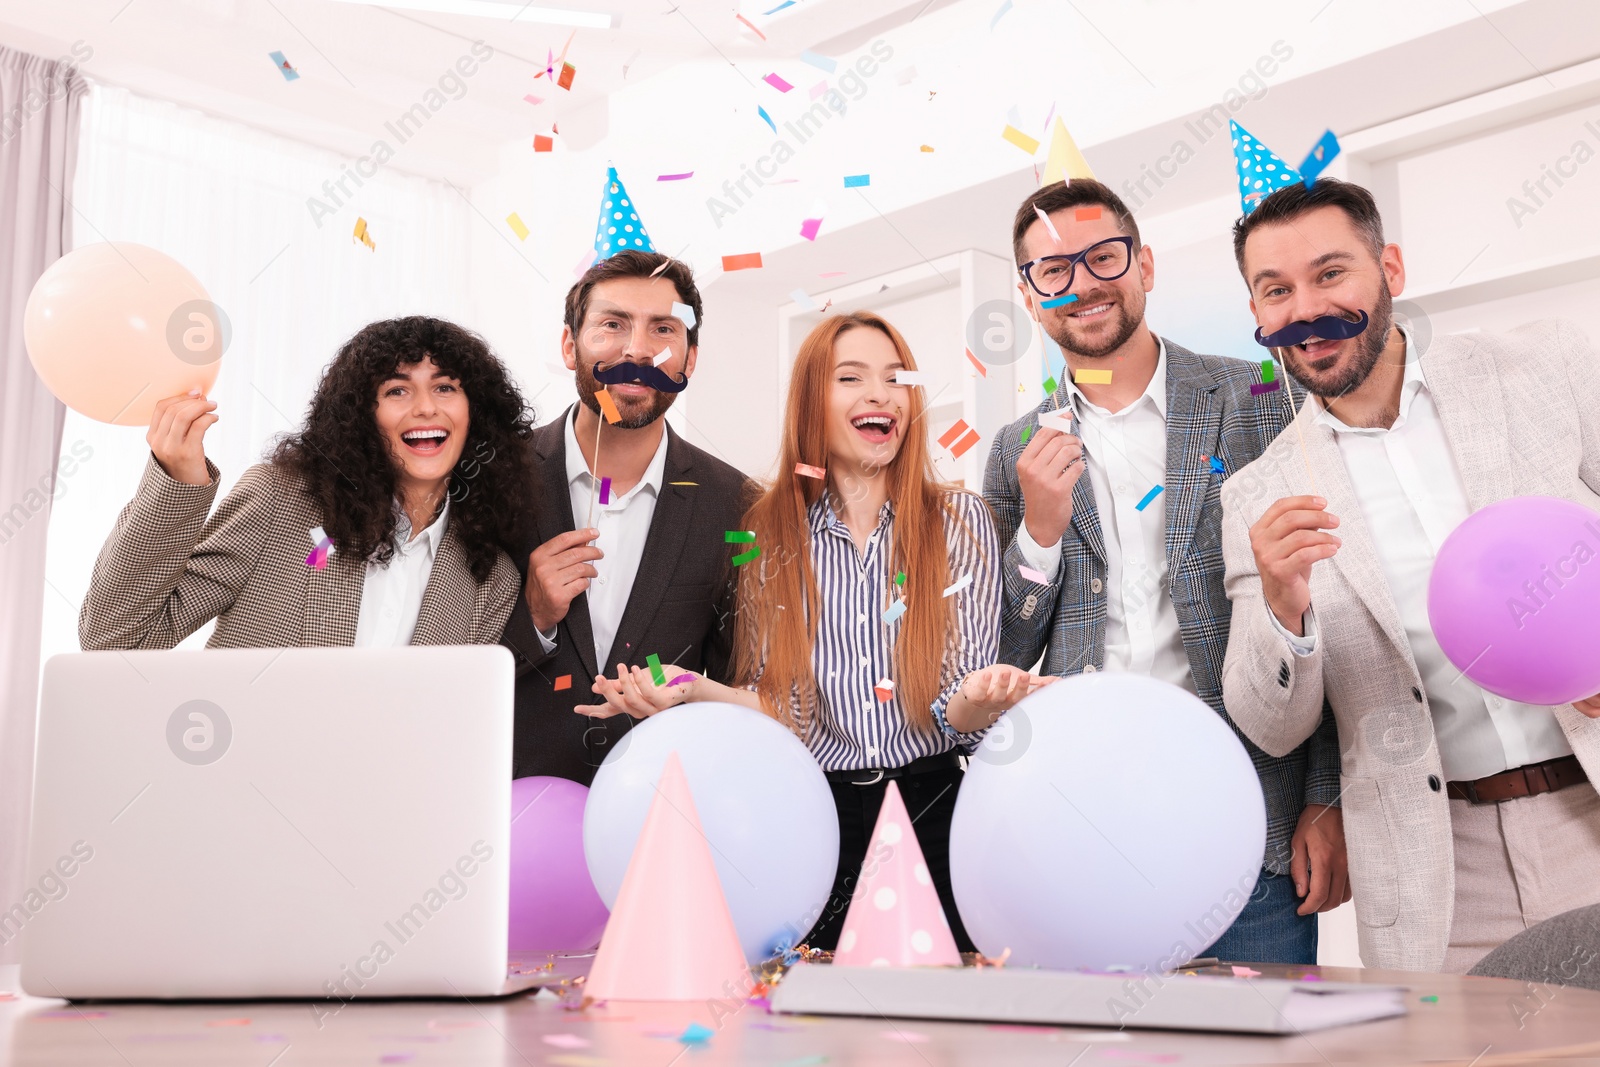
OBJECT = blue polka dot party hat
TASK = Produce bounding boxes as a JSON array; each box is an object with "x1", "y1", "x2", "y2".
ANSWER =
[
  {"x1": 1230, "y1": 121, "x2": 1302, "y2": 215},
  {"x1": 593, "y1": 166, "x2": 655, "y2": 259}
]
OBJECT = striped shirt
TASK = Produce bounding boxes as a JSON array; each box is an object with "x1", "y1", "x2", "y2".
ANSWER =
[{"x1": 794, "y1": 489, "x2": 1001, "y2": 771}]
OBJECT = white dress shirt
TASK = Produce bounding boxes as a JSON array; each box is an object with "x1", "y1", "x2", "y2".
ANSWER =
[
  {"x1": 535, "y1": 406, "x2": 670, "y2": 669},
  {"x1": 1276, "y1": 331, "x2": 1573, "y2": 782},
  {"x1": 1017, "y1": 340, "x2": 1196, "y2": 694},
  {"x1": 353, "y1": 498, "x2": 450, "y2": 647}
]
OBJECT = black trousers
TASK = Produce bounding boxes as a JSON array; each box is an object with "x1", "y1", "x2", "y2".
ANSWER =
[{"x1": 803, "y1": 765, "x2": 976, "y2": 954}]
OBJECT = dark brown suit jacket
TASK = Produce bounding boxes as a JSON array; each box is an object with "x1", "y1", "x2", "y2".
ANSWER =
[{"x1": 502, "y1": 407, "x2": 757, "y2": 783}]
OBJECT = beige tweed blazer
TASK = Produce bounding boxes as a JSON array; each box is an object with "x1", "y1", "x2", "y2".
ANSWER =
[
  {"x1": 80, "y1": 456, "x2": 521, "y2": 651},
  {"x1": 1220, "y1": 319, "x2": 1600, "y2": 972}
]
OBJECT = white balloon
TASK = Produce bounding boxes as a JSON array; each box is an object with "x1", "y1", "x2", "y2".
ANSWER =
[
  {"x1": 583, "y1": 703, "x2": 839, "y2": 962},
  {"x1": 950, "y1": 673, "x2": 1266, "y2": 971}
]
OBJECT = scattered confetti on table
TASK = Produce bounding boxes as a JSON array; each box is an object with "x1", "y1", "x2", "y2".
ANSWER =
[
  {"x1": 722, "y1": 252, "x2": 764, "y2": 271},
  {"x1": 555, "y1": 675, "x2": 572, "y2": 691},
  {"x1": 795, "y1": 462, "x2": 826, "y2": 479},
  {"x1": 1001, "y1": 124, "x2": 1040, "y2": 155},
  {"x1": 732, "y1": 546, "x2": 762, "y2": 566},
  {"x1": 942, "y1": 573, "x2": 972, "y2": 598},
  {"x1": 647, "y1": 653, "x2": 666, "y2": 686},
  {"x1": 1231, "y1": 965, "x2": 1262, "y2": 977},
  {"x1": 268, "y1": 50, "x2": 299, "y2": 81},
  {"x1": 1135, "y1": 485, "x2": 1164, "y2": 511},
  {"x1": 1018, "y1": 565, "x2": 1052, "y2": 584},
  {"x1": 353, "y1": 217, "x2": 375, "y2": 251},
  {"x1": 595, "y1": 387, "x2": 622, "y2": 424},
  {"x1": 843, "y1": 173, "x2": 871, "y2": 188},
  {"x1": 1041, "y1": 293, "x2": 1079, "y2": 309},
  {"x1": 764, "y1": 73, "x2": 794, "y2": 92},
  {"x1": 1074, "y1": 368, "x2": 1113, "y2": 385},
  {"x1": 506, "y1": 212, "x2": 530, "y2": 240},
  {"x1": 657, "y1": 171, "x2": 694, "y2": 181}
]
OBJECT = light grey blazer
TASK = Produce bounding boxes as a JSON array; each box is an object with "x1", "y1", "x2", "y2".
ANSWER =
[{"x1": 1219, "y1": 319, "x2": 1600, "y2": 972}]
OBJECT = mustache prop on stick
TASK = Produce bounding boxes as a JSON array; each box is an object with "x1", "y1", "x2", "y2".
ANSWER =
[
  {"x1": 1254, "y1": 310, "x2": 1369, "y2": 349},
  {"x1": 593, "y1": 360, "x2": 689, "y2": 393}
]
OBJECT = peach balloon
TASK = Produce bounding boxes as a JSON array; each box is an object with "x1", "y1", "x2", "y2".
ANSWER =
[{"x1": 23, "y1": 243, "x2": 227, "y2": 425}]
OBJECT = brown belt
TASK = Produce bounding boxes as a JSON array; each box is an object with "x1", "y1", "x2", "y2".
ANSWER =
[{"x1": 1447, "y1": 754, "x2": 1588, "y2": 804}]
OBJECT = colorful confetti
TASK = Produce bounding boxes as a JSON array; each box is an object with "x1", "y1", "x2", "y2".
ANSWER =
[
  {"x1": 657, "y1": 171, "x2": 694, "y2": 181},
  {"x1": 800, "y1": 50, "x2": 836, "y2": 72},
  {"x1": 795, "y1": 462, "x2": 826, "y2": 479},
  {"x1": 873, "y1": 677, "x2": 895, "y2": 702},
  {"x1": 882, "y1": 599, "x2": 907, "y2": 625},
  {"x1": 534, "y1": 134, "x2": 554, "y2": 152},
  {"x1": 895, "y1": 571, "x2": 907, "y2": 586},
  {"x1": 1001, "y1": 124, "x2": 1040, "y2": 155},
  {"x1": 1019, "y1": 425, "x2": 1034, "y2": 446},
  {"x1": 506, "y1": 212, "x2": 530, "y2": 240},
  {"x1": 557, "y1": 62, "x2": 576, "y2": 90},
  {"x1": 306, "y1": 526, "x2": 334, "y2": 569},
  {"x1": 1298, "y1": 129, "x2": 1341, "y2": 188},
  {"x1": 667, "y1": 673, "x2": 696, "y2": 687},
  {"x1": 1040, "y1": 293, "x2": 1079, "y2": 309},
  {"x1": 1074, "y1": 206, "x2": 1102, "y2": 221},
  {"x1": 732, "y1": 547, "x2": 762, "y2": 566},
  {"x1": 353, "y1": 217, "x2": 375, "y2": 251},
  {"x1": 1250, "y1": 380, "x2": 1282, "y2": 396},
  {"x1": 679, "y1": 1022, "x2": 714, "y2": 1043},
  {"x1": 843, "y1": 173, "x2": 871, "y2": 188},
  {"x1": 764, "y1": 73, "x2": 794, "y2": 92},
  {"x1": 670, "y1": 301, "x2": 696, "y2": 329},
  {"x1": 722, "y1": 252, "x2": 764, "y2": 271},
  {"x1": 893, "y1": 370, "x2": 930, "y2": 386},
  {"x1": 268, "y1": 51, "x2": 299, "y2": 81},
  {"x1": 595, "y1": 387, "x2": 622, "y2": 424},
  {"x1": 647, "y1": 653, "x2": 666, "y2": 686},
  {"x1": 757, "y1": 105, "x2": 777, "y2": 134},
  {"x1": 734, "y1": 12, "x2": 767, "y2": 39},
  {"x1": 1074, "y1": 368, "x2": 1113, "y2": 385},
  {"x1": 598, "y1": 476, "x2": 612, "y2": 504},
  {"x1": 1231, "y1": 965, "x2": 1262, "y2": 977},
  {"x1": 1135, "y1": 485, "x2": 1164, "y2": 511},
  {"x1": 1207, "y1": 455, "x2": 1226, "y2": 474},
  {"x1": 942, "y1": 573, "x2": 972, "y2": 598},
  {"x1": 1034, "y1": 205, "x2": 1060, "y2": 242},
  {"x1": 725, "y1": 530, "x2": 757, "y2": 543},
  {"x1": 555, "y1": 675, "x2": 572, "y2": 691},
  {"x1": 1018, "y1": 565, "x2": 1052, "y2": 584}
]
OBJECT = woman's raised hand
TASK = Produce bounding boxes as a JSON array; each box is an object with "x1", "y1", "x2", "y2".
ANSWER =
[{"x1": 147, "y1": 390, "x2": 217, "y2": 486}]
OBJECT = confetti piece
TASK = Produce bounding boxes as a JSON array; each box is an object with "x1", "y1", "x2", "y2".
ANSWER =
[
  {"x1": 506, "y1": 212, "x2": 530, "y2": 241},
  {"x1": 1038, "y1": 409, "x2": 1075, "y2": 434},
  {"x1": 1043, "y1": 375, "x2": 1058, "y2": 395},
  {"x1": 534, "y1": 135, "x2": 554, "y2": 152},
  {"x1": 1135, "y1": 485, "x2": 1164, "y2": 511},
  {"x1": 950, "y1": 428, "x2": 980, "y2": 459},
  {"x1": 1074, "y1": 368, "x2": 1113, "y2": 385},
  {"x1": 353, "y1": 217, "x2": 375, "y2": 251},
  {"x1": 1018, "y1": 565, "x2": 1052, "y2": 584},
  {"x1": 843, "y1": 173, "x2": 870, "y2": 188},
  {"x1": 1298, "y1": 129, "x2": 1341, "y2": 188},
  {"x1": 657, "y1": 171, "x2": 694, "y2": 181},
  {"x1": 1250, "y1": 381, "x2": 1282, "y2": 395},
  {"x1": 873, "y1": 677, "x2": 895, "y2": 702},
  {"x1": 790, "y1": 288, "x2": 818, "y2": 311},
  {"x1": 1074, "y1": 206, "x2": 1102, "y2": 221},
  {"x1": 1040, "y1": 293, "x2": 1079, "y2": 309},
  {"x1": 764, "y1": 73, "x2": 794, "y2": 92},
  {"x1": 670, "y1": 301, "x2": 696, "y2": 329},
  {"x1": 990, "y1": 0, "x2": 1014, "y2": 28},
  {"x1": 895, "y1": 570, "x2": 907, "y2": 586},
  {"x1": 1208, "y1": 455, "x2": 1225, "y2": 474},
  {"x1": 809, "y1": 80, "x2": 830, "y2": 100},
  {"x1": 1231, "y1": 965, "x2": 1262, "y2": 977},
  {"x1": 795, "y1": 462, "x2": 826, "y2": 479},
  {"x1": 595, "y1": 388, "x2": 622, "y2": 424},
  {"x1": 555, "y1": 675, "x2": 572, "y2": 691},
  {"x1": 893, "y1": 370, "x2": 930, "y2": 386},
  {"x1": 764, "y1": 0, "x2": 795, "y2": 12},
  {"x1": 1034, "y1": 205, "x2": 1060, "y2": 242},
  {"x1": 573, "y1": 248, "x2": 597, "y2": 277},
  {"x1": 207, "y1": 1018, "x2": 252, "y2": 1027},
  {"x1": 598, "y1": 476, "x2": 611, "y2": 505},
  {"x1": 722, "y1": 252, "x2": 763, "y2": 271},
  {"x1": 647, "y1": 653, "x2": 666, "y2": 686},
  {"x1": 523, "y1": 93, "x2": 543, "y2": 105},
  {"x1": 679, "y1": 1023, "x2": 714, "y2": 1043},
  {"x1": 800, "y1": 217, "x2": 823, "y2": 241},
  {"x1": 937, "y1": 419, "x2": 970, "y2": 449},
  {"x1": 725, "y1": 530, "x2": 757, "y2": 542},
  {"x1": 1019, "y1": 425, "x2": 1034, "y2": 446},
  {"x1": 652, "y1": 347, "x2": 673, "y2": 366},
  {"x1": 732, "y1": 547, "x2": 762, "y2": 566},
  {"x1": 920, "y1": 144, "x2": 934, "y2": 152},
  {"x1": 1420, "y1": 994, "x2": 1439, "y2": 1003},
  {"x1": 963, "y1": 347, "x2": 987, "y2": 377},
  {"x1": 649, "y1": 258, "x2": 672, "y2": 278},
  {"x1": 669, "y1": 481, "x2": 698, "y2": 486},
  {"x1": 268, "y1": 51, "x2": 299, "y2": 81},
  {"x1": 1260, "y1": 358, "x2": 1277, "y2": 383},
  {"x1": 882, "y1": 599, "x2": 907, "y2": 624},
  {"x1": 800, "y1": 50, "x2": 836, "y2": 72},
  {"x1": 667, "y1": 673, "x2": 696, "y2": 687},
  {"x1": 1001, "y1": 124, "x2": 1040, "y2": 155},
  {"x1": 735, "y1": 12, "x2": 767, "y2": 38},
  {"x1": 942, "y1": 573, "x2": 972, "y2": 598},
  {"x1": 557, "y1": 62, "x2": 576, "y2": 90},
  {"x1": 757, "y1": 105, "x2": 777, "y2": 134}
]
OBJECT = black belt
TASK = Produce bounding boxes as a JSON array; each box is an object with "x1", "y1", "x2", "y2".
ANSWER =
[{"x1": 825, "y1": 749, "x2": 961, "y2": 786}]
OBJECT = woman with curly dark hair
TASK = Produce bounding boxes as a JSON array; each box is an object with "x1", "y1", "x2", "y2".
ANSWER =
[{"x1": 80, "y1": 316, "x2": 537, "y2": 651}]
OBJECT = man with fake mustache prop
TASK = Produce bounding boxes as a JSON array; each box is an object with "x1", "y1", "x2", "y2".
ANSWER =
[
  {"x1": 502, "y1": 168, "x2": 755, "y2": 784},
  {"x1": 1219, "y1": 177, "x2": 1600, "y2": 974}
]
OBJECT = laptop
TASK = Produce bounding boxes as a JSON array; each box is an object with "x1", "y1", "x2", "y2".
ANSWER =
[{"x1": 19, "y1": 645, "x2": 570, "y2": 1000}]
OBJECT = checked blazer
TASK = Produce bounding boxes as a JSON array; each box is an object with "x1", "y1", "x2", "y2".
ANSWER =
[
  {"x1": 80, "y1": 456, "x2": 521, "y2": 651},
  {"x1": 981, "y1": 339, "x2": 1341, "y2": 876}
]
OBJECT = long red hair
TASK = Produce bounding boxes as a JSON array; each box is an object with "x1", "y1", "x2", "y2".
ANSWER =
[{"x1": 731, "y1": 312, "x2": 975, "y2": 734}]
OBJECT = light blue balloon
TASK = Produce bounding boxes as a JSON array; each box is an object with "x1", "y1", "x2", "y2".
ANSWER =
[
  {"x1": 583, "y1": 703, "x2": 839, "y2": 963},
  {"x1": 950, "y1": 673, "x2": 1266, "y2": 972}
]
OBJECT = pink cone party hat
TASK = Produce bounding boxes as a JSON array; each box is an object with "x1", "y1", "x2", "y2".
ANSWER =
[
  {"x1": 583, "y1": 751, "x2": 750, "y2": 1000},
  {"x1": 832, "y1": 779, "x2": 962, "y2": 967}
]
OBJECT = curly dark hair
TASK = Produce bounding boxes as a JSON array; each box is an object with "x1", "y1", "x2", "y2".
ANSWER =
[{"x1": 270, "y1": 316, "x2": 537, "y2": 582}]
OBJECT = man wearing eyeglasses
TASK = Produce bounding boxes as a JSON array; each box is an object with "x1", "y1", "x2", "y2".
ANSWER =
[{"x1": 981, "y1": 179, "x2": 1348, "y2": 966}]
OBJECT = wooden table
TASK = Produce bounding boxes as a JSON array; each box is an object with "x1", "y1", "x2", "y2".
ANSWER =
[{"x1": 4, "y1": 962, "x2": 1599, "y2": 1066}]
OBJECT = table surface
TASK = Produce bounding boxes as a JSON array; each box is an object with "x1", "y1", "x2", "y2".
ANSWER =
[{"x1": 4, "y1": 961, "x2": 1600, "y2": 1066}]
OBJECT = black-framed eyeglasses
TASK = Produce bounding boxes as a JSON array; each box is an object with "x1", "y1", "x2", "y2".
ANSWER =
[{"x1": 1017, "y1": 236, "x2": 1135, "y2": 298}]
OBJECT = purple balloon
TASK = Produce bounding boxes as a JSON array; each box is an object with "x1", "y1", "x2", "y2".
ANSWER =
[
  {"x1": 508, "y1": 776, "x2": 609, "y2": 954},
  {"x1": 1428, "y1": 495, "x2": 1600, "y2": 706}
]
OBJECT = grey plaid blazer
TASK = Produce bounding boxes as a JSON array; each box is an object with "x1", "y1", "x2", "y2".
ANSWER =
[
  {"x1": 981, "y1": 339, "x2": 1341, "y2": 876},
  {"x1": 80, "y1": 456, "x2": 521, "y2": 651}
]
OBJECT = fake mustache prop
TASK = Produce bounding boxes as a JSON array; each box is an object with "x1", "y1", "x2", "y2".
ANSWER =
[
  {"x1": 592, "y1": 360, "x2": 689, "y2": 393},
  {"x1": 1254, "y1": 309, "x2": 1370, "y2": 349}
]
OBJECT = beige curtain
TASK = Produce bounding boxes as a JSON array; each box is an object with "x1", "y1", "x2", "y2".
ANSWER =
[{"x1": 0, "y1": 45, "x2": 86, "y2": 965}]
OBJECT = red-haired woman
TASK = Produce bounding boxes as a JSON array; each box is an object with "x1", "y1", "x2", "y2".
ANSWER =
[{"x1": 582, "y1": 311, "x2": 1053, "y2": 951}]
